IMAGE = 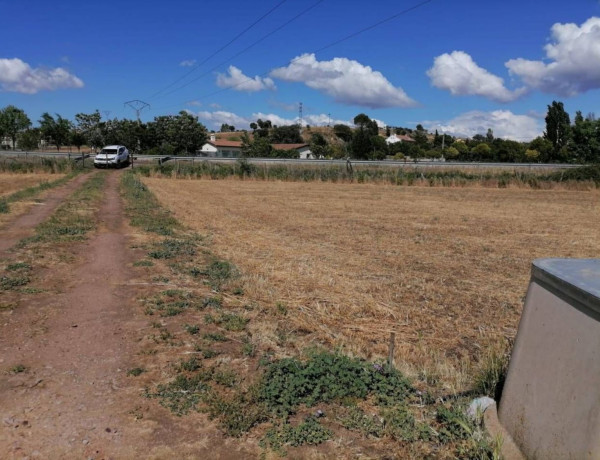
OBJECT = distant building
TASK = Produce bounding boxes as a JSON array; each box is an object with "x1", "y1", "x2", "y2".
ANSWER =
[
  {"x1": 199, "y1": 134, "x2": 314, "y2": 159},
  {"x1": 1, "y1": 136, "x2": 15, "y2": 150},
  {"x1": 385, "y1": 133, "x2": 415, "y2": 145},
  {"x1": 199, "y1": 134, "x2": 243, "y2": 157}
]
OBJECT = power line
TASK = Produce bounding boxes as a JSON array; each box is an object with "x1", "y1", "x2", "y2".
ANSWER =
[
  {"x1": 168, "y1": 0, "x2": 435, "y2": 106},
  {"x1": 154, "y1": 0, "x2": 325, "y2": 101},
  {"x1": 147, "y1": 0, "x2": 288, "y2": 100}
]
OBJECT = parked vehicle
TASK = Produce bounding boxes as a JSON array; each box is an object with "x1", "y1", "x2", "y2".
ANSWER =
[{"x1": 94, "y1": 145, "x2": 130, "y2": 168}]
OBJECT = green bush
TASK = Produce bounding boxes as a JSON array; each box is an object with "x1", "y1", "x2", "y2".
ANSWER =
[{"x1": 259, "y1": 351, "x2": 413, "y2": 416}]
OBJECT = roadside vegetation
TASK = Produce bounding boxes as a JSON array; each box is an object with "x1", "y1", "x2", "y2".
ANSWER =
[
  {"x1": 121, "y1": 171, "x2": 506, "y2": 458},
  {"x1": 133, "y1": 160, "x2": 600, "y2": 189}
]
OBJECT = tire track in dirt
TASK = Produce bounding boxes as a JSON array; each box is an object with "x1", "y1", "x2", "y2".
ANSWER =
[
  {"x1": 0, "y1": 173, "x2": 94, "y2": 255},
  {"x1": 0, "y1": 171, "x2": 149, "y2": 459}
]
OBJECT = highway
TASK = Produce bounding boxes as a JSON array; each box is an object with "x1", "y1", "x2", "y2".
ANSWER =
[{"x1": 0, "y1": 150, "x2": 581, "y2": 170}]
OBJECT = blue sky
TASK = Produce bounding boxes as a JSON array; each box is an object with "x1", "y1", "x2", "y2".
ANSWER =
[{"x1": 1, "y1": 0, "x2": 599, "y2": 140}]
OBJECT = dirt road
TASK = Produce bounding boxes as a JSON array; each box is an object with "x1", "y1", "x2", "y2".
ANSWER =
[
  {"x1": 0, "y1": 172, "x2": 256, "y2": 459},
  {"x1": 0, "y1": 171, "x2": 147, "y2": 458}
]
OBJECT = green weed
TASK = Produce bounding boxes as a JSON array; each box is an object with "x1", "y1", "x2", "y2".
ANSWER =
[{"x1": 127, "y1": 367, "x2": 146, "y2": 377}]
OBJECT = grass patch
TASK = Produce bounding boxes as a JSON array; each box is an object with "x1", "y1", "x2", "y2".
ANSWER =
[
  {"x1": 8, "y1": 364, "x2": 27, "y2": 374},
  {"x1": 20, "y1": 172, "x2": 106, "y2": 246},
  {"x1": 143, "y1": 290, "x2": 200, "y2": 317},
  {"x1": 0, "y1": 275, "x2": 30, "y2": 291},
  {"x1": 127, "y1": 367, "x2": 146, "y2": 377},
  {"x1": 203, "y1": 332, "x2": 228, "y2": 342},
  {"x1": 204, "y1": 312, "x2": 248, "y2": 331},
  {"x1": 121, "y1": 172, "x2": 179, "y2": 235},
  {"x1": 473, "y1": 342, "x2": 511, "y2": 400},
  {"x1": 261, "y1": 416, "x2": 332, "y2": 455},
  {"x1": 145, "y1": 374, "x2": 211, "y2": 416},
  {"x1": 148, "y1": 237, "x2": 197, "y2": 259},
  {"x1": 133, "y1": 259, "x2": 154, "y2": 267}
]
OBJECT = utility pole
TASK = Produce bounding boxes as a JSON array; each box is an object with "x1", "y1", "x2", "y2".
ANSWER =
[
  {"x1": 298, "y1": 102, "x2": 303, "y2": 127},
  {"x1": 327, "y1": 113, "x2": 331, "y2": 127},
  {"x1": 124, "y1": 100, "x2": 150, "y2": 122},
  {"x1": 124, "y1": 100, "x2": 150, "y2": 168}
]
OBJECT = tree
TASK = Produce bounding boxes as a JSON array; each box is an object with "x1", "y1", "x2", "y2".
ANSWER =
[
  {"x1": 0, "y1": 105, "x2": 31, "y2": 149},
  {"x1": 486, "y1": 128, "x2": 494, "y2": 143},
  {"x1": 17, "y1": 128, "x2": 41, "y2": 150},
  {"x1": 370, "y1": 135, "x2": 388, "y2": 160},
  {"x1": 220, "y1": 123, "x2": 235, "y2": 132},
  {"x1": 528, "y1": 137, "x2": 553, "y2": 163},
  {"x1": 270, "y1": 124, "x2": 303, "y2": 144},
  {"x1": 413, "y1": 129, "x2": 429, "y2": 150},
  {"x1": 333, "y1": 124, "x2": 352, "y2": 143},
  {"x1": 445, "y1": 146, "x2": 459, "y2": 160},
  {"x1": 146, "y1": 111, "x2": 207, "y2": 154},
  {"x1": 309, "y1": 133, "x2": 331, "y2": 158},
  {"x1": 39, "y1": 113, "x2": 72, "y2": 151},
  {"x1": 471, "y1": 143, "x2": 492, "y2": 160},
  {"x1": 241, "y1": 135, "x2": 272, "y2": 157},
  {"x1": 544, "y1": 101, "x2": 571, "y2": 153},
  {"x1": 570, "y1": 110, "x2": 600, "y2": 163},
  {"x1": 70, "y1": 130, "x2": 87, "y2": 152},
  {"x1": 75, "y1": 110, "x2": 103, "y2": 149}
]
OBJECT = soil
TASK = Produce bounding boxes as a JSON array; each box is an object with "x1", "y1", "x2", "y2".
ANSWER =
[{"x1": 0, "y1": 172, "x2": 252, "y2": 459}]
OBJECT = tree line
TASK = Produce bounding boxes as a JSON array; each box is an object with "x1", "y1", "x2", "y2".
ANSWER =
[
  {"x1": 0, "y1": 107, "x2": 208, "y2": 155},
  {"x1": 0, "y1": 101, "x2": 598, "y2": 163}
]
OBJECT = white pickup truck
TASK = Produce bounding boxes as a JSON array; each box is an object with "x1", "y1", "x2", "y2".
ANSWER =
[{"x1": 94, "y1": 145, "x2": 130, "y2": 168}]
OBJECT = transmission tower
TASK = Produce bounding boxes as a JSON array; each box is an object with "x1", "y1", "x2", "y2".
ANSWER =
[
  {"x1": 102, "y1": 110, "x2": 112, "y2": 120},
  {"x1": 298, "y1": 102, "x2": 303, "y2": 127},
  {"x1": 124, "y1": 100, "x2": 150, "y2": 122}
]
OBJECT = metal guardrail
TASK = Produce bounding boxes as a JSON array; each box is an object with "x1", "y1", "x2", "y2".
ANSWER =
[{"x1": 0, "y1": 150, "x2": 583, "y2": 169}]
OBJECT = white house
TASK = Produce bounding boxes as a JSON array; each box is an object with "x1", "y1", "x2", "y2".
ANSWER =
[
  {"x1": 385, "y1": 133, "x2": 415, "y2": 145},
  {"x1": 199, "y1": 134, "x2": 243, "y2": 158}
]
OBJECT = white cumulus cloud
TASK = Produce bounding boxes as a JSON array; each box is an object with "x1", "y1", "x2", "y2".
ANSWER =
[
  {"x1": 0, "y1": 57, "x2": 84, "y2": 94},
  {"x1": 180, "y1": 59, "x2": 196, "y2": 67},
  {"x1": 422, "y1": 110, "x2": 542, "y2": 141},
  {"x1": 270, "y1": 53, "x2": 417, "y2": 108},
  {"x1": 506, "y1": 16, "x2": 600, "y2": 97},
  {"x1": 427, "y1": 51, "x2": 526, "y2": 102},
  {"x1": 216, "y1": 66, "x2": 276, "y2": 92},
  {"x1": 193, "y1": 110, "x2": 355, "y2": 130},
  {"x1": 194, "y1": 110, "x2": 251, "y2": 128}
]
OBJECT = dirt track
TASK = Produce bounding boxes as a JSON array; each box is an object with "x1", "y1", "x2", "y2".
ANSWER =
[
  {"x1": 0, "y1": 172, "x2": 146, "y2": 458},
  {"x1": 0, "y1": 172, "x2": 256, "y2": 459}
]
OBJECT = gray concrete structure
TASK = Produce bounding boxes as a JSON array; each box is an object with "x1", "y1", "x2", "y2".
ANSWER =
[{"x1": 496, "y1": 259, "x2": 600, "y2": 459}]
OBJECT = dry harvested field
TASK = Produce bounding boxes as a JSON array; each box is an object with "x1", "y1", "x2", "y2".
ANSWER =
[
  {"x1": 144, "y1": 177, "x2": 600, "y2": 389},
  {"x1": 0, "y1": 173, "x2": 63, "y2": 197}
]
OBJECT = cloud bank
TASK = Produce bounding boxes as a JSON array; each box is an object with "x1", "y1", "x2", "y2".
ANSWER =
[
  {"x1": 270, "y1": 53, "x2": 417, "y2": 108},
  {"x1": 427, "y1": 51, "x2": 526, "y2": 102},
  {"x1": 0, "y1": 57, "x2": 84, "y2": 94},
  {"x1": 422, "y1": 110, "x2": 542, "y2": 141},
  {"x1": 216, "y1": 66, "x2": 275, "y2": 92}
]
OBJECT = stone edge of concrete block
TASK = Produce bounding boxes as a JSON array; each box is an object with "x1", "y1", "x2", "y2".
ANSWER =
[{"x1": 483, "y1": 402, "x2": 526, "y2": 460}]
